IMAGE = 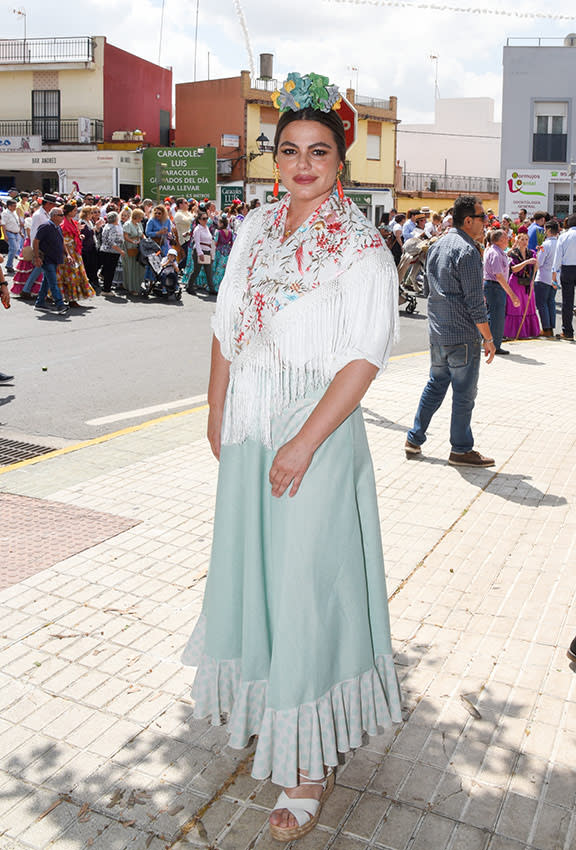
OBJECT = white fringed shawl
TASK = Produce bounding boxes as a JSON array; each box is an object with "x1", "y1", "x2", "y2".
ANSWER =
[{"x1": 213, "y1": 193, "x2": 399, "y2": 448}]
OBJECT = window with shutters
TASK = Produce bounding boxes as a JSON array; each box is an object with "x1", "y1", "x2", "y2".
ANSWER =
[
  {"x1": 31, "y1": 90, "x2": 61, "y2": 142},
  {"x1": 366, "y1": 120, "x2": 381, "y2": 160}
]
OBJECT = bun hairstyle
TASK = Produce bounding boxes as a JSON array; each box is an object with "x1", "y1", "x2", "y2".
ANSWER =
[{"x1": 273, "y1": 107, "x2": 347, "y2": 165}]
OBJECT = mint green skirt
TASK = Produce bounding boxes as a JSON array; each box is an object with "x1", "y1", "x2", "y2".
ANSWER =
[{"x1": 182, "y1": 397, "x2": 402, "y2": 787}]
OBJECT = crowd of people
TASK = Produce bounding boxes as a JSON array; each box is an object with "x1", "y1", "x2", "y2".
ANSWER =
[
  {"x1": 382, "y1": 203, "x2": 576, "y2": 351},
  {"x1": 0, "y1": 186, "x2": 262, "y2": 315}
]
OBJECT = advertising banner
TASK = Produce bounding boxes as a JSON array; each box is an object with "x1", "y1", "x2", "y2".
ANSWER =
[
  {"x1": 142, "y1": 147, "x2": 216, "y2": 200},
  {"x1": 504, "y1": 170, "x2": 548, "y2": 217},
  {"x1": 0, "y1": 136, "x2": 41, "y2": 152}
]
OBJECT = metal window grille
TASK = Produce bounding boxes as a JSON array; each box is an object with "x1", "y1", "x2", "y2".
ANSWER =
[{"x1": 32, "y1": 90, "x2": 61, "y2": 142}]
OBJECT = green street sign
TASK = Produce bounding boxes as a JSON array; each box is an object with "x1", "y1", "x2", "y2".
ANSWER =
[
  {"x1": 264, "y1": 189, "x2": 288, "y2": 204},
  {"x1": 220, "y1": 186, "x2": 244, "y2": 208},
  {"x1": 142, "y1": 147, "x2": 216, "y2": 200},
  {"x1": 345, "y1": 192, "x2": 372, "y2": 206}
]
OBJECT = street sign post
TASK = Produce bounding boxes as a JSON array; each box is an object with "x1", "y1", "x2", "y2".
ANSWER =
[
  {"x1": 339, "y1": 97, "x2": 358, "y2": 151},
  {"x1": 142, "y1": 147, "x2": 217, "y2": 201}
]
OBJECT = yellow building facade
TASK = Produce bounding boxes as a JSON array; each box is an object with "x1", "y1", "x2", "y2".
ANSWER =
[{"x1": 241, "y1": 73, "x2": 398, "y2": 224}]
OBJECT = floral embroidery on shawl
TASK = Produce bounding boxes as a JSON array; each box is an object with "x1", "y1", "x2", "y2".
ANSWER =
[{"x1": 233, "y1": 194, "x2": 383, "y2": 355}]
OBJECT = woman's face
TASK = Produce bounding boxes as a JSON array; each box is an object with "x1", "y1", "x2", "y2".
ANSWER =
[
  {"x1": 516, "y1": 233, "x2": 528, "y2": 249},
  {"x1": 276, "y1": 120, "x2": 341, "y2": 206},
  {"x1": 120, "y1": 209, "x2": 131, "y2": 223}
]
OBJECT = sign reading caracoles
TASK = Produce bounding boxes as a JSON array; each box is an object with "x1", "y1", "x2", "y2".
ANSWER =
[{"x1": 142, "y1": 147, "x2": 217, "y2": 199}]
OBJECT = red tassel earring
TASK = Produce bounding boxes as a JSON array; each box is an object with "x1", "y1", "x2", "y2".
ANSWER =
[
  {"x1": 336, "y1": 166, "x2": 344, "y2": 201},
  {"x1": 273, "y1": 163, "x2": 280, "y2": 198}
]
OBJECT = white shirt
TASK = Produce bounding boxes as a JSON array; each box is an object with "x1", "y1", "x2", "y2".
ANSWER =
[
  {"x1": 30, "y1": 206, "x2": 50, "y2": 242},
  {"x1": 174, "y1": 210, "x2": 193, "y2": 245},
  {"x1": 553, "y1": 227, "x2": 576, "y2": 273},
  {"x1": 1, "y1": 209, "x2": 20, "y2": 234}
]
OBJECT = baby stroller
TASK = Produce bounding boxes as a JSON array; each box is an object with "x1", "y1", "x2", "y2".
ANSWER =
[{"x1": 138, "y1": 240, "x2": 182, "y2": 301}]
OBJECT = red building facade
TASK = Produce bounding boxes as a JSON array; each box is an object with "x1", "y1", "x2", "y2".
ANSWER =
[{"x1": 103, "y1": 42, "x2": 172, "y2": 146}]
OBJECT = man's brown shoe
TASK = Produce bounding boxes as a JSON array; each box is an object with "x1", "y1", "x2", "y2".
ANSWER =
[
  {"x1": 405, "y1": 439, "x2": 421, "y2": 457},
  {"x1": 448, "y1": 450, "x2": 495, "y2": 467}
]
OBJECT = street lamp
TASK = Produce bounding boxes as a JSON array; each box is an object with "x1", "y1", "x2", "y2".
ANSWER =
[{"x1": 249, "y1": 133, "x2": 270, "y2": 161}]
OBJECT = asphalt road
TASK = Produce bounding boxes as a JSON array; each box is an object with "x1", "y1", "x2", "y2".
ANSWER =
[{"x1": 0, "y1": 283, "x2": 429, "y2": 445}]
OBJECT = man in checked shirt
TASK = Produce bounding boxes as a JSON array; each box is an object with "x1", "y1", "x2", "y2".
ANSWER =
[{"x1": 405, "y1": 195, "x2": 496, "y2": 467}]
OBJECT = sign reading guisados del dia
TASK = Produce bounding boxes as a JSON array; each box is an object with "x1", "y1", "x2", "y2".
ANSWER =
[{"x1": 142, "y1": 147, "x2": 217, "y2": 200}]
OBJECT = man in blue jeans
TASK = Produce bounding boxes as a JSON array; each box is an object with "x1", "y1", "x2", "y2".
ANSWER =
[
  {"x1": 405, "y1": 195, "x2": 496, "y2": 467},
  {"x1": 32, "y1": 208, "x2": 69, "y2": 316}
]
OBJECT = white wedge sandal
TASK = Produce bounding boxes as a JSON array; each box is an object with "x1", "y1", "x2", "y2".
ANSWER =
[{"x1": 269, "y1": 768, "x2": 335, "y2": 842}]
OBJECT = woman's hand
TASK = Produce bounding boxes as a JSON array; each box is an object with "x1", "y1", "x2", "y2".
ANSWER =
[
  {"x1": 511, "y1": 293, "x2": 521, "y2": 307},
  {"x1": 207, "y1": 406, "x2": 223, "y2": 460},
  {"x1": 269, "y1": 435, "x2": 315, "y2": 498}
]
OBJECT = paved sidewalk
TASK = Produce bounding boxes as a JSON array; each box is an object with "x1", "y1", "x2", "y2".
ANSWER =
[{"x1": 0, "y1": 339, "x2": 575, "y2": 850}]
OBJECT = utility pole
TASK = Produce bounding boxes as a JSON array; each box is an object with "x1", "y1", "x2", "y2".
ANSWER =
[
  {"x1": 194, "y1": 0, "x2": 200, "y2": 82},
  {"x1": 429, "y1": 54, "x2": 440, "y2": 101}
]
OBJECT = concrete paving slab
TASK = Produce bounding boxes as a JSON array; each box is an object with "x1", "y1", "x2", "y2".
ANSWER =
[{"x1": 0, "y1": 339, "x2": 575, "y2": 849}]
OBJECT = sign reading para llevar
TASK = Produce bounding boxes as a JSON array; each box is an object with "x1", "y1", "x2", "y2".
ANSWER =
[{"x1": 142, "y1": 147, "x2": 216, "y2": 200}]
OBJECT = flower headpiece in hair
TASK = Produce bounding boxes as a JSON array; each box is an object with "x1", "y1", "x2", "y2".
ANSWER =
[{"x1": 272, "y1": 72, "x2": 342, "y2": 114}]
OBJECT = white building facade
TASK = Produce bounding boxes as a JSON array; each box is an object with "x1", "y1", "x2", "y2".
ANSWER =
[
  {"x1": 500, "y1": 36, "x2": 576, "y2": 219},
  {"x1": 397, "y1": 97, "x2": 501, "y2": 180}
]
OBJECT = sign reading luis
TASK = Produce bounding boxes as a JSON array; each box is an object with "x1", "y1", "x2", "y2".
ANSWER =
[
  {"x1": 143, "y1": 147, "x2": 216, "y2": 200},
  {"x1": 504, "y1": 169, "x2": 548, "y2": 217},
  {"x1": 220, "y1": 186, "x2": 244, "y2": 208}
]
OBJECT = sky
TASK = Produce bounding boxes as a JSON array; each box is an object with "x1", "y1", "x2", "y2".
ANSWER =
[{"x1": 4, "y1": 0, "x2": 576, "y2": 126}]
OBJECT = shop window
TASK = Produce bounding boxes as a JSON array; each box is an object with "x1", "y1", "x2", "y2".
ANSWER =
[{"x1": 533, "y1": 101, "x2": 568, "y2": 162}]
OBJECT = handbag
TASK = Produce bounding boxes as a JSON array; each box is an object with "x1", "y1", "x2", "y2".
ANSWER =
[
  {"x1": 126, "y1": 246, "x2": 139, "y2": 258},
  {"x1": 198, "y1": 252, "x2": 211, "y2": 265},
  {"x1": 22, "y1": 245, "x2": 34, "y2": 261}
]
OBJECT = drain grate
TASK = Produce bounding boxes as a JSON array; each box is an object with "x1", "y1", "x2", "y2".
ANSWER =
[{"x1": 0, "y1": 438, "x2": 54, "y2": 466}]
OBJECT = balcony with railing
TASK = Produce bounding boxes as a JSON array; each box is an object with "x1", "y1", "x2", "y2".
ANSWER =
[
  {"x1": 0, "y1": 118, "x2": 103, "y2": 144},
  {"x1": 403, "y1": 172, "x2": 499, "y2": 194},
  {"x1": 355, "y1": 95, "x2": 391, "y2": 111},
  {"x1": 0, "y1": 37, "x2": 94, "y2": 65},
  {"x1": 250, "y1": 77, "x2": 278, "y2": 92}
]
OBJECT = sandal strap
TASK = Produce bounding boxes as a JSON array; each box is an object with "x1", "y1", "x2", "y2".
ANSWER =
[
  {"x1": 273, "y1": 791, "x2": 320, "y2": 828},
  {"x1": 297, "y1": 767, "x2": 333, "y2": 787}
]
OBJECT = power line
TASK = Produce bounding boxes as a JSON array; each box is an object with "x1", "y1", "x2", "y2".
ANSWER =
[
  {"x1": 398, "y1": 129, "x2": 501, "y2": 139},
  {"x1": 328, "y1": 0, "x2": 576, "y2": 22}
]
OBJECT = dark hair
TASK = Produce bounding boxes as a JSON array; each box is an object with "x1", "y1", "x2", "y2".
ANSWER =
[
  {"x1": 490, "y1": 229, "x2": 505, "y2": 244},
  {"x1": 545, "y1": 221, "x2": 559, "y2": 234},
  {"x1": 395, "y1": 213, "x2": 406, "y2": 223},
  {"x1": 220, "y1": 215, "x2": 228, "y2": 228},
  {"x1": 564, "y1": 213, "x2": 576, "y2": 229},
  {"x1": 273, "y1": 107, "x2": 347, "y2": 165},
  {"x1": 453, "y1": 195, "x2": 480, "y2": 227},
  {"x1": 176, "y1": 197, "x2": 187, "y2": 207},
  {"x1": 62, "y1": 202, "x2": 76, "y2": 216},
  {"x1": 533, "y1": 211, "x2": 547, "y2": 220}
]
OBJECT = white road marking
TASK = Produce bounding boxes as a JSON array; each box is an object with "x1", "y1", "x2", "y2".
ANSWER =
[{"x1": 86, "y1": 394, "x2": 208, "y2": 426}]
